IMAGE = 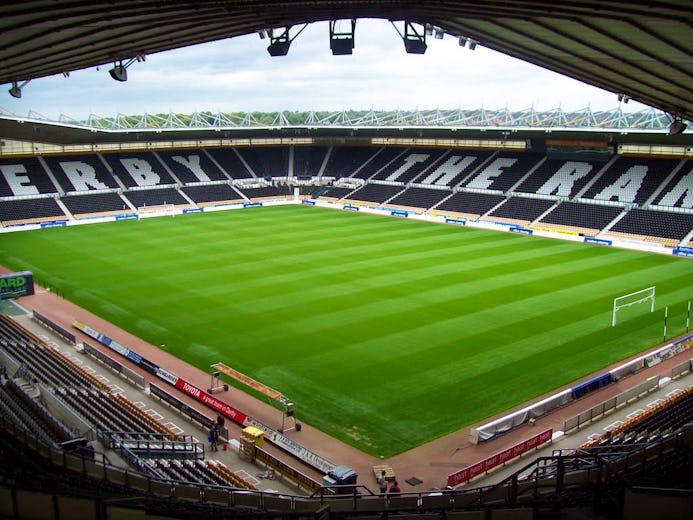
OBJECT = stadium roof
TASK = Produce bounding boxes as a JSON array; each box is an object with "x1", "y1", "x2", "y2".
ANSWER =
[{"x1": 1, "y1": 1, "x2": 691, "y2": 122}]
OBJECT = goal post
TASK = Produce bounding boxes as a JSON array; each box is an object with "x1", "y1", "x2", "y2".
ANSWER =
[
  {"x1": 612, "y1": 286, "x2": 655, "y2": 326},
  {"x1": 136, "y1": 203, "x2": 176, "y2": 219}
]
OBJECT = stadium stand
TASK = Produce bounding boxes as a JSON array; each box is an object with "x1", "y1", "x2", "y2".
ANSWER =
[
  {"x1": 370, "y1": 147, "x2": 448, "y2": 183},
  {"x1": 204, "y1": 148, "x2": 255, "y2": 179},
  {"x1": 581, "y1": 157, "x2": 682, "y2": 206},
  {"x1": 291, "y1": 146, "x2": 330, "y2": 177},
  {"x1": 386, "y1": 186, "x2": 452, "y2": 211},
  {"x1": 415, "y1": 150, "x2": 495, "y2": 188},
  {"x1": 316, "y1": 186, "x2": 355, "y2": 200},
  {"x1": 61, "y1": 192, "x2": 131, "y2": 218},
  {"x1": 488, "y1": 196, "x2": 556, "y2": 225},
  {"x1": 0, "y1": 197, "x2": 66, "y2": 225},
  {"x1": 321, "y1": 146, "x2": 382, "y2": 179},
  {"x1": 537, "y1": 201, "x2": 624, "y2": 236},
  {"x1": 100, "y1": 152, "x2": 178, "y2": 188},
  {"x1": 460, "y1": 152, "x2": 544, "y2": 193},
  {"x1": 0, "y1": 157, "x2": 59, "y2": 197},
  {"x1": 181, "y1": 183, "x2": 246, "y2": 206},
  {"x1": 42, "y1": 154, "x2": 120, "y2": 193},
  {"x1": 513, "y1": 157, "x2": 603, "y2": 199},
  {"x1": 0, "y1": 146, "x2": 690, "y2": 247},
  {"x1": 344, "y1": 183, "x2": 404, "y2": 204},
  {"x1": 650, "y1": 165, "x2": 693, "y2": 210},
  {"x1": 235, "y1": 146, "x2": 289, "y2": 178},
  {"x1": 236, "y1": 184, "x2": 292, "y2": 200},
  {"x1": 348, "y1": 147, "x2": 404, "y2": 180},
  {"x1": 123, "y1": 187, "x2": 190, "y2": 209},
  {"x1": 606, "y1": 208, "x2": 693, "y2": 247},
  {"x1": 434, "y1": 191, "x2": 506, "y2": 218},
  {"x1": 155, "y1": 150, "x2": 230, "y2": 184}
]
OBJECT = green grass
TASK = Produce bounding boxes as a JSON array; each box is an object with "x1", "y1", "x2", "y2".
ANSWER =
[{"x1": 1, "y1": 204, "x2": 691, "y2": 457}]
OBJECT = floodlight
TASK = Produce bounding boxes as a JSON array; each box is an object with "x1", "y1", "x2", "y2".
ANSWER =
[
  {"x1": 109, "y1": 64, "x2": 128, "y2": 82},
  {"x1": 434, "y1": 27, "x2": 444, "y2": 39},
  {"x1": 458, "y1": 36, "x2": 467, "y2": 47},
  {"x1": 397, "y1": 21, "x2": 427, "y2": 54},
  {"x1": 8, "y1": 82, "x2": 21, "y2": 98},
  {"x1": 266, "y1": 25, "x2": 308, "y2": 57},
  {"x1": 424, "y1": 23, "x2": 433, "y2": 36},
  {"x1": 329, "y1": 19, "x2": 356, "y2": 55},
  {"x1": 468, "y1": 39, "x2": 477, "y2": 50},
  {"x1": 8, "y1": 79, "x2": 30, "y2": 99},
  {"x1": 668, "y1": 118, "x2": 687, "y2": 136}
]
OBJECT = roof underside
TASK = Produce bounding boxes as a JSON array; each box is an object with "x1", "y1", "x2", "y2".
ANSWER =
[{"x1": 1, "y1": 1, "x2": 692, "y2": 121}]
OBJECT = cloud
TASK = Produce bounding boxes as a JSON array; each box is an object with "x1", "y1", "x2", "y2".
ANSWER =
[{"x1": 1, "y1": 19, "x2": 650, "y2": 120}]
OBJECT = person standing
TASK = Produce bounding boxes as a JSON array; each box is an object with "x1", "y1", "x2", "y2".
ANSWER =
[
  {"x1": 377, "y1": 470, "x2": 388, "y2": 494},
  {"x1": 209, "y1": 426, "x2": 219, "y2": 452}
]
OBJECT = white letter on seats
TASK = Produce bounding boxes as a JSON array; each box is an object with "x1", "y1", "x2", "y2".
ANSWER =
[
  {"x1": 595, "y1": 165, "x2": 646, "y2": 203},
  {"x1": 537, "y1": 161, "x2": 592, "y2": 197},
  {"x1": 385, "y1": 153, "x2": 429, "y2": 181},
  {"x1": 657, "y1": 170, "x2": 693, "y2": 209},
  {"x1": 419, "y1": 155, "x2": 477, "y2": 186},
  {"x1": 466, "y1": 158, "x2": 517, "y2": 189},
  {"x1": 60, "y1": 161, "x2": 109, "y2": 191},
  {"x1": 120, "y1": 158, "x2": 161, "y2": 186},
  {"x1": 170, "y1": 155, "x2": 211, "y2": 182},
  {"x1": 0, "y1": 164, "x2": 39, "y2": 195}
]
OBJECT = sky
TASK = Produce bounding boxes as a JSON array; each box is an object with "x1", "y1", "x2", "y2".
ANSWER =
[{"x1": 0, "y1": 19, "x2": 651, "y2": 121}]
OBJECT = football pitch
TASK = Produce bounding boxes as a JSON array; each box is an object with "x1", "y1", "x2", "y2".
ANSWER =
[{"x1": 1, "y1": 204, "x2": 691, "y2": 457}]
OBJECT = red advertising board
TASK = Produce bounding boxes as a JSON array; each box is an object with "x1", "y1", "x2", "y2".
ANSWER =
[
  {"x1": 447, "y1": 429, "x2": 552, "y2": 487},
  {"x1": 175, "y1": 378, "x2": 248, "y2": 425}
]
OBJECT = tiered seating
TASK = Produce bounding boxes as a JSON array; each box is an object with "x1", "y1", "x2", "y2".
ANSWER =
[
  {"x1": 101, "y1": 152, "x2": 177, "y2": 188},
  {"x1": 236, "y1": 185, "x2": 291, "y2": 199},
  {"x1": 0, "y1": 157, "x2": 58, "y2": 196},
  {"x1": 322, "y1": 146, "x2": 382, "y2": 179},
  {"x1": 156, "y1": 150, "x2": 229, "y2": 183},
  {"x1": 435, "y1": 191, "x2": 505, "y2": 217},
  {"x1": 292, "y1": 146, "x2": 329, "y2": 177},
  {"x1": 0, "y1": 378, "x2": 73, "y2": 444},
  {"x1": 650, "y1": 164, "x2": 693, "y2": 210},
  {"x1": 349, "y1": 147, "x2": 404, "y2": 180},
  {"x1": 386, "y1": 187, "x2": 452, "y2": 211},
  {"x1": 583, "y1": 386, "x2": 693, "y2": 449},
  {"x1": 0, "y1": 198, "x2": 66, "y2": 224},
  {"x1": 317, "y1": 186, "x2": 354, "y2": 200},
  {"x1": 513, "y1": 158, "x2": 601, "y2": 198},
  {"x1": 151, "y1": 459, "x2": 214, "y2": 485},
  {"x1": 181, "y1": 184, "x2": 244, "y2": 205},
  {"x1": 235, "y1": 147, "x2": 288, "y2": 178},
  {"x1": 123, "y1": 187, "x2": 190, "y2": 208},
  {"x1": 414, "y1": 150, "x2": 495, "y2": 188},
  {"x1": 537, "y1": 202, "x2": 624, "y2": 235},
  {"x1": 461, "y1": 152, "x2": 544, "y2": 192},
  {"x1": 344, "y1": 184, "x2": 404, "y2": 204},
  {"x1": 606, "y1": 208, "x2": 693, "y2": 246},
  {"x1": 0, "y1": 316, "x2": 109, "y2": 390},
  {"x1": 204, "y1": 149, "x2": 254, "y2": 179},
  {"x1": 43, "y1": 154, "x2": 119, "y2": 192},
  {"x1": 582, "y1": 157, "x2": 680, "y2": 206},
  {"x1": 206, "y1": 460, "x2": 258, "y2": 490},
  {"x1": 487, "y1": 196, "x2": 555, "y2": 225},
  {"x1": 62, "y1": 192, "x2": 130, "y2": 217},
  {"x1": 371, "y1": 148, "x2": 447, "y2": 183},
  {"x1": 57, "y1": 388, "x2": 174, "y2": 436}
]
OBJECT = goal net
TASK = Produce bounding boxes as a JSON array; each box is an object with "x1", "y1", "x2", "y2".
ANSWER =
[
  {"x1": 137, "y1": 203, "x2": 175, "y2": 219},
  {"x1": 612, "y1": 286, "x2": 655, "y2": 326}
]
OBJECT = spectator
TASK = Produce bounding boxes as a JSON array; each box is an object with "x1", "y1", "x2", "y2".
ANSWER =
[
  {"x1": 377, "y1": 470, "x2": 388, "y2": 494},
  {"x1": 389, "y1": 480, "x2": 401, "y2": 494},
  {"x1": 209, "y1": 426, "x2": 219, "y2": 452}
]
